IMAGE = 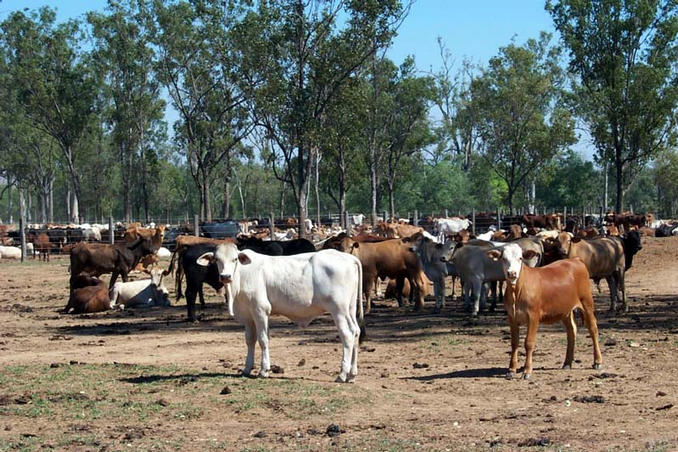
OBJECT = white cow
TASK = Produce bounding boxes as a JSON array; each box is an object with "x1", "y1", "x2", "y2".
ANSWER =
[
  {"x1": 156, "y1": 247, "x2": 172, "y2": 258},
  {"x1": 436, "y1": 217, "x2": 471, "y2": 242},
  {"x1": 109, "y1": 267, "x2": 170, "y2": 309},
  {"x1": 351, "y1": 214, "x2": 365, "y2": 226},
  {"x1": 0, "y1": 246, "x2": 21, "y2": 259},
  {"x1": 197, "y1": 244, "x2": 363, "y2": 383}
]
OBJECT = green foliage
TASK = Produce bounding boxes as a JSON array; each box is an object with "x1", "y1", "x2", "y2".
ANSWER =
[
  {"x1": 536, "y1": 150, "x2": 601, "y2": 209},
  {"x1": 469, "y1": 32, "x2": 576, "y2": 211},
  {"x1": 548, "y1": 0, "x2": 678, "y2": 212}
]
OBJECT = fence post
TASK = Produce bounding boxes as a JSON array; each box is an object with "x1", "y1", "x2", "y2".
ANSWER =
[
  {"x1": 344, "y1": 211, "x2": 350, "y2": 230},
  {"x1": 194, "y1": 214, "x2": 199, "y2": 237},
  {"x1": 382, "y1": 210, "x2": 388, "y2": 222},
  {"x1": 563, "y1": 206, "x2": 567, "y2": 228},
  {"x1": 108, "y1": 216, "x2": 114, "y2": 245},
  {"x1": 497, "y1": 208, "x2": 501, "y2": 230},
  {"x1": 444, "y1": 209, "x2": 448, "y2": 218},
  {"x1": 269, "y1": 212, "x2": 275, "y2": 239},
  {"x1": 472, "y1": 208, "x2": 476, "y2": 236},
  {"x1": 414, "y1": 210, "x2": 419, "y2": 226},
  {"x1": 19, "y1": 216, "x2": 26, "y2": 263}
]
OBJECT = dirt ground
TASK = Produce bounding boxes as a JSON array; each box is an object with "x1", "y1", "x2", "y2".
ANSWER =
[{"x1": 1, "y1": 237, "x2": 677, "y2": 451}]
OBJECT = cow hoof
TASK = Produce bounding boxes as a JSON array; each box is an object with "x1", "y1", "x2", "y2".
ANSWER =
[
  {"x1": 241, "y1": 369, "x2": 254, "y2": 378},
  {"x1": 522, "y1": 373, "x2": 531, "y2": 380},
  {"x1": 562, "y1": 364, "x2": 572, "y2": 370},
  {"x1": 258, "y1": 370, "x2": 269, "y2": 378},
  {"x1": 505, "y1": 372, "x2": 516, "y2": 380},
  {"x1": 335, "y1": 375, "x2": 348, "y2": 383},
  {"x1": 592, "y1": 363, "x2": 602, "y2": 370}
]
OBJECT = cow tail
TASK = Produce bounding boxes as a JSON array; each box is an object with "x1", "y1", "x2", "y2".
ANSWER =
[{"x1": 355, "y1": 257, "x2": 366, "y2": 344}]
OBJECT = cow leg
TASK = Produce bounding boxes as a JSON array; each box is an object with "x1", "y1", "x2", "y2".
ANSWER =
[
  {"x1": 109, "y1": 271, "x2": 120, "y2": 290},
  {"x1": 618, "y1": 270, "x2": 627, "y2": 313},
  {"x1": 253, "y1": 312, "x2": 271, "y2": 378},
  {"x1": 561, "y1": 311, "x2": 577, "y2": 369},
  {"x1": 411, "y1": 273, "x2": 425, "y2": 312},
  {"x1": 433, "y1": 276, "x2": 445, "y2": 314},
  {"x1": 198, "y1": 286, "x2": 205, "y2": 308},
  {"x1": 523, "y1": 317, "x2": 540, "y2": 379},
  {"x1": 506, "y1": 319, "x2": 520, "y2": 379},
  {"x1": 185, "y1": 283, "x2": 199, "y2": 322},
  {"x1": 364, "y1": 274, "x2": 375, "y2": 314},
  {"x1": 581, "y1": 294, "x2": 603, "y2": 369},
  {"x1": 471, "y1": 279, "x2": 482, "y2": 316},
  {"x1": 606, "y1": 276, "x2": 618, "y2": 313},
  {"x1": 243, "y1": 321, "x2": 256, "y2": 377},
  {"x1": 462, "y1": 281, "x2": 471, "y2": 312},
  {"x1": 332, "y1": 312, "x2": 357, "y2": 383},
  {"x1": 395, "y1": 277, "x2": 405, "y2": 308}
]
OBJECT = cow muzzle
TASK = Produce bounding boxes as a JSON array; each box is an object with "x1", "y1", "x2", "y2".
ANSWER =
[{"x1": 220, "y1": 274, "x2": 232, "y2": 284}]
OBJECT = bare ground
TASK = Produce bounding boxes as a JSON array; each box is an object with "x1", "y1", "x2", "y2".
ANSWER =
[{"x1": 1, "y1": 237, "x2": 678, "y2": 451}]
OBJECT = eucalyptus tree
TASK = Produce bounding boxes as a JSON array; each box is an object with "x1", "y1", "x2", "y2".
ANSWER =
[
  {"x1": 0, "y1": 7, "x2": 100, "y2": 223},
  {"x1": 150, "y1": 0, "x2": 251, "y2": 221},
  {"x1": 469, "y1": 33, "x2": 576, "y2": 212},
  {"x1": 233, "y1": 0, "x2": 411, "y2": 236},
  {"x1": 381, "y1": 57, "x2": 434, "y2": 219},
  {"x1": 88, "y1": 0, "x2": 166, "y2": 222},
  {"x1": 548, "y1": 0, "x2": 678, "y2": 212}
]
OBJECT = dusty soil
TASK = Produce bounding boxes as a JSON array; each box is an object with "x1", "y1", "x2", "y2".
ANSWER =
[{"x1": 1, "y1": 237, "x2": 677, "y2": 451}]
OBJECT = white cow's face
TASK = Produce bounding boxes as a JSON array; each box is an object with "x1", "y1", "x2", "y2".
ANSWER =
[
  {"x1": 487, "y1": 243, "x2": 524, "y2": 285},
  {"x1": 196, "y1": 243, "x2": 245, "y2": 284}
]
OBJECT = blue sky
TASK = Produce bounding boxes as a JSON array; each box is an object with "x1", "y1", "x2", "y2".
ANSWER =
[{"x1": 1, "y1": 1, "x2": 591, "y2": 156}]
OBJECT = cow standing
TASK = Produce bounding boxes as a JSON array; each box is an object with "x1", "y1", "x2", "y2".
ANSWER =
[
  {"x1": 196, "y1": 244, "x2": 363, "y2": 383},
  {"x1": 486, "y1": 243, "x2": 602, "y2": 379}
]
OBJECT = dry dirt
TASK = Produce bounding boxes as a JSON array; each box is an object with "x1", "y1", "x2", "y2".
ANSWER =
[{"x1": 1, "y1": 237, "x2": 678, "y2": 451}]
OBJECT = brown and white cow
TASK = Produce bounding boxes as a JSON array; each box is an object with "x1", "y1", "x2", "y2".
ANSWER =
[{"x1": 486, "y1": 243, "x2": 602, "y2": 379}]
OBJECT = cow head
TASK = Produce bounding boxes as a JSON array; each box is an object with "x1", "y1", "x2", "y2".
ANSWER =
[
  {"x1": 556, "y1": 231, "x2": 576, "y2": 256},
  {"x1": 486, "y1": 244, "x2": 538, "y2": 285},
  {"x1": 143, "y1": 266, "x2": 171, "y2": 288},
  {"x1": 196, "y1": 243, "x2": 246, "y2": 285}
]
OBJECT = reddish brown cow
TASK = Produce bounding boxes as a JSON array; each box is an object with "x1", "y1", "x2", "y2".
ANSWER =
[
  {"x1": 384, "y1": 273, "x2": 432, "y2": 299},
  {"x1": 486, "y1": 244, "x2": 602, "y2": 379},
  {"x1": 29, "y1": 233, "x2": 51, "y2": 261},
  {"x1": 325, "y1": 235, "x2": 425, "y2": 312},
  {"x1": 373, "y1": 221, "x2": 424, "y2": 239},
  {"x1": 522, "y1": 214, "x2": 561, "y2": 230},
  {"x1": 575, "y1": 227, "x2": 600, "y2": 239},
  {"x1": 124, "y1": 226, "x2": 165, "y2": 252},
  {"x1": 63, "y1": 274, "x2": 111, "y2": 314}
]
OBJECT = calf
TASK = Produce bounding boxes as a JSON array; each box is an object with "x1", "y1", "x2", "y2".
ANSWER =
[
  {"x1": 109, "y1": 267, "x2": 171, "y2": 309},
  {"x1": 64, "y1": 274, "x2": 111, "y2": 314},
  {"x1": 197, "y1": 244, "x2": 363, "y2": 383},
  {"x1": 412, "y1": 235, "x2": 455, "y2": 313},
  {"x1": 486, "y1": 244, "x2": 602, "y2": 379}
]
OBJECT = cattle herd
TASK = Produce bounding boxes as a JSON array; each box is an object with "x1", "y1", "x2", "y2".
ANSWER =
[{"x1": 0, "y1": 210, "x2": 673, "y2": 382}]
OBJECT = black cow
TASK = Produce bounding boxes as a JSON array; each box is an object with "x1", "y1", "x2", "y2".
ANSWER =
[
  {"x1": 621, "y1": 229, "x2": 643, "y2": 270},
  {"x1": 180, "y1": 244, "x2": 224, "y2": 322},
  {"x1": 237, "y1": 237, "x2": 315, "y2": 255}
]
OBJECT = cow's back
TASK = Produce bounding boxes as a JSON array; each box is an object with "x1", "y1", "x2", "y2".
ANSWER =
[
  {"x1": 355, "y1": 240, "x2": 414, "y2": 276},
  {"x1": 570, "y1": 237, "x2": 623, "y2": 278}
]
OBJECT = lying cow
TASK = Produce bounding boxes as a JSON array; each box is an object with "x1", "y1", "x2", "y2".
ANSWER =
[
  {"x1": 109, "y1": 267, "x2": 171, "y2": 309},
  {"x1": 63, "y1": 274, "x2": 111, "y2": 314},
  {"x1": 196, "y1": 244, "x2": 363, "y2": 383},
  {"x1": 0, "y1": 245, "x2": 21, "y2": 259},
  {"x1": 486, "y1": 243, "x2": 602, "y2": 379}
]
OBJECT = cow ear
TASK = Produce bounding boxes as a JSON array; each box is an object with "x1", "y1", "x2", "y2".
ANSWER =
[
  {"x1": 486, "y1": 249, "x2": 502, "y2": 261},
  {"x1": 352, "y1": 242, "x2": 360, "y2": 249},
  {"x1": 238, "y1": 252, "x2": 251, "y2": 265},
  {"x1": 196, "y1": 252, "x2": 215, "y2": 267},
  {"x1": 435, "y1": 243, "x2": 443, "y2": 249},
  {"x1": 572, "y1": 236, "x2": 582, "y2": 243},
  {"x1": 523, "y1": 250, "x2": 538, "y2": 260},
  {"x1": 408, "y1": 246, "x2": 416, "y2": 252}
]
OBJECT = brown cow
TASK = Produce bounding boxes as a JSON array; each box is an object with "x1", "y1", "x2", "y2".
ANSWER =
[
  {"x1": 124, "y1": 226, "x2": 165, "y2": 252},
  {"x1": 486, "y1": 243, "x2": 602, "y2": 379},
  {"x1": 29, "y1": 233, "x2": 51, "y2": 261},
  {"x1": 522, "y1": 214, "x2": 561, "y2": 230},
  {"x1": 384, "y1": 272, "x2": 432, "y2": 299},
  {"x1": 374, "y1": 221, "x2": 424, "y2": 239},
  {"x1": 557, "y1": 231, "x2": 642, "y2": 312},
  {"x1": 575, "y1": 227, "x2": 600, "y2": 239},
  {"x1": 325, "y1": 235, "x2": 425, "y2": 312},
  {"x1": 63, "y1": 273, "x2": 111, "y2": 314},
  {"x1": 69, "y1": 237, "x2": 155, "y2": 290}
]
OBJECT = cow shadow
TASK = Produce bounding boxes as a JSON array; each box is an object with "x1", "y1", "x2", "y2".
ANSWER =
[
  {"x1": 404, "y1": 367, "x2": 507, "y2": 381},
  {"x1": 120, "y1": 371, "x2": 240, "y2": 385}
]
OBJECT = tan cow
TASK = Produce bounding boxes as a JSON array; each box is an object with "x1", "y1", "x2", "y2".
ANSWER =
[{"x1": 486, "y1": 244, "x2": 602, "y2": 379}]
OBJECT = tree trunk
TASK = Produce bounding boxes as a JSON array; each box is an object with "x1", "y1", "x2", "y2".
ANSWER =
[
  {"x1": 122, "y1": 144, "x2": 132, "y2": 223},
  {"x1": 27, "y1": 193, "x2": 32, "y2": 222},
  {"x1": 40, "y1": 188, "x2": 47, "y2": 224},
  {"x1": 66, "y1": 186, "x2": 71, "y2": 221},
  {"x1": 370, "y1": 156, "x2": 378, "y2": 225},
  {"x1": 7, "y1": 183, "x2": 12, "y2": 224},
  {"x1": 48, "y1": 178, "x2": 53, "y2": 223},
  {"x1": 314, "y1": 152, "x2": 321, "y2": 227},
  {"x1": 339, "y1": 158, "x2": 347, "y2": 228},
  {"x1": 279, "y1": 180, "x2": 286, "y2": 218},
  {"x1": 222, "y1": 177, "x2": 231, "y2": 219},
  {"x1": 298, "y1": 183, "x2": 309, "y2": 238},
  {"x1": 204, "y1": 177, "x2": 212, "y2": 222},
  {"x1": 71, "y1": 190, "x2": 79, "y2": 224},
  {"x1": 603, "y1": 160, "x2": 609, "y2": 212},
  {"x1": 388, "y1": 180, "x2": 395, "y2": 221},
  {"x1": 615, "y1": 150, "x2": 623, "y2": 213}
]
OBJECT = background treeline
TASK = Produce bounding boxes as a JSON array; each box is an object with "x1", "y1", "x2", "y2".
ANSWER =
[{"x1": 0, "y1": 0, "x2": 676, "y2": 231}]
